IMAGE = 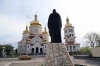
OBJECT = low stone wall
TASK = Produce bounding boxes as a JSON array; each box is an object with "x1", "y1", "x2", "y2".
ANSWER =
[{"x1": 74, "y1": 55, "x2": 100, "y2": 61}]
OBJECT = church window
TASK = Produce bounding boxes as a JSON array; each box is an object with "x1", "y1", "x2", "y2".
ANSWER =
[
  {"x1": 45, "y1": 45, "x2": 46, "y2": 48},
  {"x1": 70, "y1": 34, "x2": 71, "y2": 36},
  {"x1": 69, "y1": 29, "x2": 70, "y2": 32},
  {"x1": 66, "y1": 40, "x2": 67, "y2": 43},
  {"x1": 72, "y1": 34, "x2": 73, "y2": 36},
  {"x1": 73, "y1": 46, "x2": 75, "y2": 52},
  {"x1": 65, "y1": 30, "x2": 67, "y2": 33},
  {"x1": 28, "y1": 45, "x2": 29, "y2": 48},
  {"x1": 71, "y1": 29, "x2": 73, "y2": 32}
]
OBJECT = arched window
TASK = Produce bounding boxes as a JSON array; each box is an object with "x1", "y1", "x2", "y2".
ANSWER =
[
  {"x1": 28, "y1": 45, "x2": 29, "y2": 48},
  {"x1": 72, "y1": 34, "x2": 73, "y2": 36},
  {"x1": 65, "y1": 30, "x2": 67, "y2": 33},
  {"x1": 73, "y1": 46, "x2": 75, "y2": 52},
  {"x1": 70, "y1": 34, "x2": 71, "y2": 36}
]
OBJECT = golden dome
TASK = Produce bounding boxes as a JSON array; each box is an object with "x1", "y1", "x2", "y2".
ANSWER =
[
  {"x1": 42, "y1": 26, "x2": 48, "y2": 34},
  {"x1": 65, "y1": 17, "x2": 72, "y2": 28},
  {"x1": 23, "y1": 25, "x2": 29, "y2": 33},
  {"x1": 27, "y1": 39, "x2": 31, "y2": 41},
  {"x1": 30, "y1": 14, "x2": 41, "y2": 26},
  {"x1": 27, "y1": 36, "x2": 31, "y2": 41}
]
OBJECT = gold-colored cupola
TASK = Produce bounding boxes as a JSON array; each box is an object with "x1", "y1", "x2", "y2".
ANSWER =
[
  {"x1": 30, "y1": 14, "x2": 41, "y2": 26},
  {"x1": 65, "y1": 17, "x2": 72, "y2": 28},
  {"x1": 23, "y1": 25, "x2": 29, "y2": 34},
  {"x1": 42, "y1": 26, "x2": 48, "y2": 34},
  {"x1": 27, "y1": 36, "x2": 31, "y2": 42}
]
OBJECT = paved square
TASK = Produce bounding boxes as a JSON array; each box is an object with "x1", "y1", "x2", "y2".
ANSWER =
[{"x1": 0, "y1": 56, "x2": 100, "y2": 66}]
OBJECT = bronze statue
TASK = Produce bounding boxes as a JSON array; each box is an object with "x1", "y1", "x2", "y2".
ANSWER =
[{"x1": 47, "y1": 9, "x2": 62, "y2": 43}]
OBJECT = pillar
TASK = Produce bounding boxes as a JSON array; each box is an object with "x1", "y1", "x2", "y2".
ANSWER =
[{"x1": 38, "y1": 47, "x2": 40, "y2": 54}]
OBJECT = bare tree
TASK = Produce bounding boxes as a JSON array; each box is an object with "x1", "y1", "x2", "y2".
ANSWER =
[{"x1": 84, "y1": 32, "x2": 100, "y2": 47}]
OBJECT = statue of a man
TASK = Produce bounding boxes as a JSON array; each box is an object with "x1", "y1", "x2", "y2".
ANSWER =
[{"x1": 48, "y1": 9, "x2": 62, "y2": 43}]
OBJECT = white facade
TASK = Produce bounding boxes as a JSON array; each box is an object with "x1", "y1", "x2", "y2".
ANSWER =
[
  {"x1": 64, "y1": 17, "x2": 80, "y2": 54},
  {"x1": 18, "y1": 14, "x2": 49, "y2": 55}
]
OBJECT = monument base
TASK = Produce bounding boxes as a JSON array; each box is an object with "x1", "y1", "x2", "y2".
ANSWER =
[{"x1": 44, "y1": 43, "x2": 74, "y2": 66}]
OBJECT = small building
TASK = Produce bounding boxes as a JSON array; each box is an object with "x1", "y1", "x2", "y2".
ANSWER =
[{"x1": 64, "y1": 17, "x2": 80, "y2": 55}]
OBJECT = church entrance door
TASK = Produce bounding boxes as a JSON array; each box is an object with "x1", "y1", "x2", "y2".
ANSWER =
[
  {"x1": 40, "y1": 48, "x2": 43, "y2": 55},
  {"x1": 32, "y1": 48, "x2": 34, "y2": 55},
  {"x1": 36, "y1": 47, "x2": 38, "y2": 54}
]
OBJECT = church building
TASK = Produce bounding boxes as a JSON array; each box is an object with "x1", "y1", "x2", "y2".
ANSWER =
[
  {"x1": 64, "y1": 17, "x2": 80, "y2": 54},
  {"x1": 18, "y1": 14, "x2": 49, "y2": 55},
  {"x1": 18, "y1": 14, "x2": 80, "y2": 55}
]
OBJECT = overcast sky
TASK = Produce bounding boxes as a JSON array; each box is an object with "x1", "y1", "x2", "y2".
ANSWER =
[{"x1": 0, "y1": 0, "x2": 100, "y2": 48}]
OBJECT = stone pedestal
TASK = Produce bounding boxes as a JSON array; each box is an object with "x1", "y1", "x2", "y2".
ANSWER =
[{"x1": 44, "y1": 43, "x2": 74, "y2": 66}]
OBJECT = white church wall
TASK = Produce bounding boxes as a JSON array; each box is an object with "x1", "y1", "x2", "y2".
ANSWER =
[
  {"x1": 30, "y1": 36, "x2": 43, "y2": 54},
  {"x1": 31, "y1": 35, "x2": 43, "y2": 44},
  {"x1": 23, "y1": 33, "x2": 29, "y2": 39},
  {"x1": 39, "y1": 26, "x2": 42, "y2": 34},
  {"x1": 66, "y1": 44, "x2": 80, "y2": 52},
  {"x1": 43, "y1": 44, "x2": 48, "y2": 53},
  {"x1": 64, "y1": 27, "x2": 75, "y2": 43},
  {"x1": 21, "y1": 39, "x2": 27, "y2": 53},
  {"x1": 27, "y1": 44, "x2": 31, "y2": 53},
  {"x1": 18, "y1": 42, "x2": 21, "y2": 53},
  {"x1": 31, "y1": 42, "x2": 43, "y2": 53},
  {"x1": 30, "y1": 26, "x2": 40, "y2": 35}
]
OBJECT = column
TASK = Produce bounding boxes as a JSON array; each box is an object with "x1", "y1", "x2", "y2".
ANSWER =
[
  {"x1": 38, "y1": 47, "x2": 40, "y2": 54},
  {"x1": 34, "y1": 48, "x2": 36, "y2": 54},
  {"x1": 72, "y1": 46, "x2": 73, "y2": 52}
]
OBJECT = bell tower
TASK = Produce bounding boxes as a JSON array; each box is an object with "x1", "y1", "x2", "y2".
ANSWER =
[
  {"x1": 23, "y1": 25, "x2": 29, "y2": 39},
  {"x1": 64, "y1": 17, "x2": 76, "y2": 43}
]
